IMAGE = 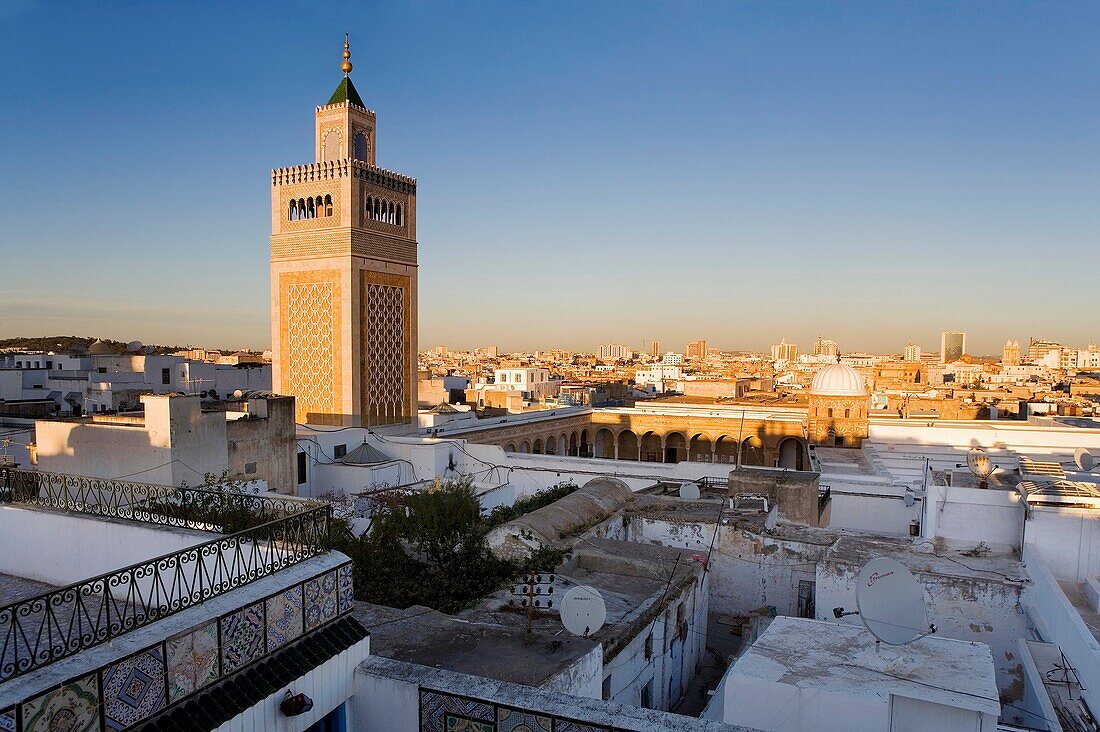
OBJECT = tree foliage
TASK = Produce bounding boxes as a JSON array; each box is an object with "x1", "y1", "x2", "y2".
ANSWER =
[{"x1": 332, "y1": 477, "x2": 573, "y2": 614}]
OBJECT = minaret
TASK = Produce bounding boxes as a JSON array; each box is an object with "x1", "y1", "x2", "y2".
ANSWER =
[{"x1": 270, "y1": 37, "x2": 418, "y2": 427}]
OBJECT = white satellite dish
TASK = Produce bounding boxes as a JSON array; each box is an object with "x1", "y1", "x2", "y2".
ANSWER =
[
  {"x1": 560, "y1": 585, "x2": 607, "y2": 637},
  {"x1": 903, "y1": 491, "x2": 916, "y2": 508},
  {"x1": 678, "y1": 481, "x2": 700, "y2": 500},
  {"x1": 764, "y1": 504, "x2": 778, "y2": 532},
  {"x1": 855, "y1": 557, "x2": 929, "y2": 645},
  {"x1": 1075, "y1": 448, "x2": 1095, "y2": 472},
  {"x1": 966, "y1": 448, "x2": 995, "y2": 480}
]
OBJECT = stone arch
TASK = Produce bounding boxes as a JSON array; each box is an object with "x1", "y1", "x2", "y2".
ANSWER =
[
  {"x1": 689, "y1": 433, "x2": 712, "y2": 462},
  {"x1": 594, "y1": 428, "x2": 615, "y2": 459},
  {"x1": 640, "y1": 431, "x2": 662, "y2": 462},
  {"x1": 778, "y1": 438, "x2": 805, "y2": 470},
  {"x1": 354, "y1": 131, "x2": 368, "y2": 161},
  {"x1": 306, "y1": 197, "x2": 315, "y2": 219},
  {"x1": 520, "y1": 440, "x2": 530, "y2": 454},
  {"x1": 618, "y1": 430, "x2": 638, "y2": 461},
  {"x1": 580, "y1": 429, "x2": 590, "y2": 458},
  {"x1": 558, "y1": 434, "x2": 568, "y2": 456},
  {"x1": 665, "y1": 432, "x2": 687, "y2": 463},
  {"x1": 505, "y1": 443, "x2": 517, "y2": 452},
  {"x1": 544, "y1": 434, "x2": 557, "y2": 455},
  {"x1": 324, "y1": 194, "x2": 333, "y2": 217},
  {"x1": 715, "y1": 435, "x2": 737, "y2": 464},
  {"x1": 533, "y1": 437, "x2": 544, "y2": 454},
  {"x1": 288, "y1": 200, "x2": 298, "y2": 220},
  {"x1": 397, "y1": 204, "x2": 403, "y2": 225},
  {"x1": 569, "y1": 431, "x2": 579, "y2": 457},
  {"x1": 741, "y1": 436, "x2": 765, "y2": 466}
]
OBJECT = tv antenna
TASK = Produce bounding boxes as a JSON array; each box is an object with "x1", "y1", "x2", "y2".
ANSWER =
[
  {"x1": 509, "y1": 572, "x2": 555, "y2": 635},
  {"x1": 966, "y1": 447, "x2": 995, "y2": 488},
  {"x1": 678, "y1": 481, "x2": 700, "y2": 500},
  {"x1": 560, "y1": 585, "x2": 607, "y2": 637},
  {"x1": 1074, "y1": 448, "x2": 1095, "y2": 472},
  {"x1": 833, "y1": 557, "x2": 936, "y2": 645}
]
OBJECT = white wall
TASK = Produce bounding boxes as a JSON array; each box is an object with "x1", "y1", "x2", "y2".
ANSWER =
[
  {"x1": 1025, "y1": 506, "x2": 1100, "y2": 582},
  {"x1": 0, "y1": 505, "x2": 208, "y2": 586}
]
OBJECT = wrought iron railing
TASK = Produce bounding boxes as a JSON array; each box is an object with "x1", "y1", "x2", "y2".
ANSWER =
[
  {"x1": 0, "y1": 503, "x2": 331, "y2": 681},
  {"x1": 0, "y1": 468, "x2": 312, "y2": 533}
]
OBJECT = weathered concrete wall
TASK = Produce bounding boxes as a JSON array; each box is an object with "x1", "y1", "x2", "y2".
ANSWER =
[
  {"x1": 225, "y1": 396, "x2": 297, "y2": 494},
  {"x1": 816, "y1": 556, "x2": 1029, "y2": 706},
  {"x1": 729, "y1": 467, "x2": 821, "y2": 526},
  {"x1": 353, "y1": 656, "x2": 757, "y2": 732},
  {"x1": 544, "y1": 644, "x2": 602, "y2": 699}
]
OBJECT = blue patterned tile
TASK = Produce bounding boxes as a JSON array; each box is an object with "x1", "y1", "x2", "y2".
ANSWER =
[
  {"x1": 0, "y1": 706, "x2": 16, "y2": 732},
  {"x1": 266, "y1": 585, "x2": 304, "y2": 651},
  {"x1": 420, "y1": 689, "x2": 494, "y2": 732},
  {"x1": 338, "y1": 563, "x2": 354, "y2": 613},
  {"x1": 102, "y1": 647, "x2": 166, "y2": 731},
  {"x1": 21, "y1": 673, "x2": 100, "y2": 732},
  {"x1": 497, "y1": 708, "x2": 551, "y2": 732},
  {"x1": 305, "y1": 571, "x2": 338, "y2": 631},
  {"x1": 220, "y1": 601, "x2": 265, "y2": 674},
  {"x1": 166, "y1": 621, "x2": 219, "y2": 702}
]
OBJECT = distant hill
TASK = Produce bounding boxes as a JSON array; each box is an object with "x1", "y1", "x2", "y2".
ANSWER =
[{"x1": 0, "y1": 336, "x2": 188, "y2": 355}]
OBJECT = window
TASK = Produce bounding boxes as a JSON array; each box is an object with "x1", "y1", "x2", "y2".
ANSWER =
[
  {"x1": 161, "y1": 368, "x2": 171, "y2": 385},
  {"x1": 245, "y1": 462, "x2": 257, "y2": 475},
  {"x1": 297, "y1": 452, "x2": 308, "y2": 485},
  {"x1": 797, "y1": 580, "x2": 816, "y2": 618},
  {"x1": 333, "y1": 444, "x2": 347, "y2": 459},
  {"x1": 354, "y1": 132, "x2": 368, "y2": 161},
  {"x1": 98, "y1": 367, "x2": 107, "y2": 374},
  {"x1": 602, "y1": 673, "x2": 612, "y2": 701},
  {"x1": 827, "y1": 407, "x2": 833, "y2": 418},
  {"x1": 844, "y1": 409, "x2": 850, "y2": 418}
]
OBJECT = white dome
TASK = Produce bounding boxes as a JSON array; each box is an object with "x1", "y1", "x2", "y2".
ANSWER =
[{"x1": 811, "y1": 363, "x2": 866, "y2": 396}]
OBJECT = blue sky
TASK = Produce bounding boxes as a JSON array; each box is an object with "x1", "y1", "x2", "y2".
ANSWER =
[{"x1": 1, "y1": 1, "x2": 1097, "y2": 355}]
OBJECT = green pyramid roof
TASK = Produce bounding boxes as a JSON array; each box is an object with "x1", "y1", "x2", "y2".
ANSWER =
[{"x1": 327, "y1": 76, "x2": 365, "y2": 107}]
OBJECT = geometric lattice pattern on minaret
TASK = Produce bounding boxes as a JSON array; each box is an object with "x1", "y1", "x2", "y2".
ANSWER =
[
  {"x1": 286, "y1": 282, "x2": 335, "y2": 422},
  {"x1": 364, "y1": 282, "x2": 405, "y2": 425}
]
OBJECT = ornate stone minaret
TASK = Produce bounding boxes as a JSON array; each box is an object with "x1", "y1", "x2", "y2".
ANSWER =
[{"x1": 271, "y1": 37, "x2": 418, "y2": 427}]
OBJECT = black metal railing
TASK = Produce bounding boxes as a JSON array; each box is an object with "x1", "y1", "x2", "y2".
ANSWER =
[
  {"x1": 1, "y1": 468, "x2": 311, "y2": 533},
  {"x1": 0, "y1": 503, "x2": 331, "y2": 681}
]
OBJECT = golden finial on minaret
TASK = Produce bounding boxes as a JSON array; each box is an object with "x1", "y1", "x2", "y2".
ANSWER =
[{"x1": 341, "y1": 34, "x2": 353, "y2": 76}]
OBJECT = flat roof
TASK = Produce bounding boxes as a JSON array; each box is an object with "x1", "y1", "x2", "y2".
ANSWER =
[{"x1": 734, "y1": 616, "x2": 1000, "y2": 716}]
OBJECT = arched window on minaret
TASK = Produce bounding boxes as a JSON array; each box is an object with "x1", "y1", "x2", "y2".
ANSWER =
[
  {"x1": 324, "y1": 194, "x2": 333, "y2": 217},
  {"x1": 354, "y1": 132, "x2": 368, "y2": 162},
  {"x1": 306, "y1": 198, "x2": 315, "y2": 219},
  {"x1": 396, "y1": 204, "x2": 402, "y2": 226},
  {"x1": 298, "y1": 198, "x2": 306, "y2": 219},
  {"x1": 366, "y1": 196, "x2": 374, "y2": 221},
  {"x1": 289, "y1": 201, "x2": 297, "y2": 221}
]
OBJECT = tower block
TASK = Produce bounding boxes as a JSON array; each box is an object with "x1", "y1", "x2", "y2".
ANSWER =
[{"x1": 270, "y1": 38, "x2": 418, "y2": 427}]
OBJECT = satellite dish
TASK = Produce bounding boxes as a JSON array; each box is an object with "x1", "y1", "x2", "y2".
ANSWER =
[
  {"x1": 764, "y1": 504, "x2": 778, "y2": 532},
  {"x1": 232, "y1": 389, "x2": 244, "y2": 399},
  {"x1": 855, "y1": 557, "x2": 928, "y2": 645},
  {"x1": 966, "y1": 448, "x2": 995, "y2": 481},
  {"x1": 560, "y1": 585, "x2": 606, "y2": 637},
  {"x1": 1075, "y1": 448, "x2": 1095, "y2": 472},
  {"x1": 678, "y1": 481, "x2": 700, "y2": 500},
  {"x1": 126, "y1": 340, "x2": 143, "y2": 353},
  {"x1": 903, "y1": 492, "x2": 916, "y2": 508}
]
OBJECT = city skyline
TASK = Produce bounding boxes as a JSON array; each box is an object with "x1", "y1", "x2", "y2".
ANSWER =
[{"x1": 2, "y1": 2, "x2": 1099, "y2": 353}]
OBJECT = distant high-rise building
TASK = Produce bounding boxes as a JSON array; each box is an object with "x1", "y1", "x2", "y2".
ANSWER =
[
  {"x1": 940, "y1": 331, "x2": 966, "y2": 363},
  {"x1": 903, "y1": 341, "x2": 922, "y2": 362},
  {"x1": 650, "y1": 340, "x2": 661, "y2": 358},
  {"x1": 771, "y1": 339, "x2": 798, "y2": 362},
  {"x1": 1027, "y1": 338, "x2": 1062, "y2": 364},
  {"x1": 599, "y1": 343, "x2": 633, "y2": 360},
  {"x1": 686, "y1": 340, "x2": 708, "y2": 360},
  {"x1": 1001, "y1": 340, "x2": 1021, "y2": 366},
  {"x1": 812, "y1": 337, "x2": 839, "y2": 358},
  {"x1": 479, "y1": 345, "x2": 500, "y2": 358},
  {"x1": 662, "y1": 352, "x2": 684, "y2": 365}
]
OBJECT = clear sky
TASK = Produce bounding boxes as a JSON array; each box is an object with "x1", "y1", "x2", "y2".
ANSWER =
[{"x1": 1, "y1": 2, "x2": 1097, "y2": 356}]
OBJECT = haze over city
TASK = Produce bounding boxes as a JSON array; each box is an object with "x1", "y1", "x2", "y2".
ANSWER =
[{"x1": 2, "y1": 1, "x2": 1098, "y2": 353}]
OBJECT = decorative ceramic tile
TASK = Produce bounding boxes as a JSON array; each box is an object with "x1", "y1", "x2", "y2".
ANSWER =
[
  {"x1": 220, "y1": 601, "x2": 265, "y2": 674},
  {"x1": 305, "y1": 571, "x2": 338, "y2": 631},
  {"x1": 266, "y1": 584, "x2": 304, "y2": 651},
  {"x1": 102, "y1": 646, "x2": 167, "y2": 730},
  {"x1": 166, "y1": 621, "x2": 219, "y2": 702},
  {"x1": 553, "y1": 721, "x2": 610, "y2": 732},
  {"x1": 445, "y1": 715, "x2": 494, "y2": 732},
  {"x1": 338, "y1": 563, "x2": 354, "y2": 613},
  {"x1": 0, "y1": 706, "x2": 16, "y2": 732},
  {"x1": 420, "y1": 689, "x2": 494, "y2": 732},
  {"x1": 21, "y1": 673, "x2": 100, "y2": 732},
  {"x1": 497, "y1": 708, "x2": 551, "y2": 732}
]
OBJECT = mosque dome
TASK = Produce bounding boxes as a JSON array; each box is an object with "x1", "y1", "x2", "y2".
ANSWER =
[
  {"x1": 88, "y1": 339, "x2": 112, "y2": 355},
  {"x1": 810, "y1": 363, "x2": 866, "y2": 396}
]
